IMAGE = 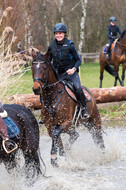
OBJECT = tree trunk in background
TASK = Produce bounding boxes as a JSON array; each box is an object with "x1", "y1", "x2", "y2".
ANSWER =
[
  {"x1": 23, "y1": 0, "x2": 33, "y2": 49},
  {"x1": 79, "y1": 0, "x2": 88, "y2": 53},
  {"x1": 43, "y1": 0, "x2": 50, "y2": 47}
]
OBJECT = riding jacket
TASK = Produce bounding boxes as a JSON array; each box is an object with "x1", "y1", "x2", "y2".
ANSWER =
[
  {"x1": 48, "y1": 38, "x2": 81, "y2": 74},
  {"x1": 107, "y1": 24, "x2": 122, "y2": 40}
]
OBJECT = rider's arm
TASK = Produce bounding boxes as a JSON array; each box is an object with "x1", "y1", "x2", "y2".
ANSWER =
[
  {"x1": 69, "y1": 43, "x2": 81, "y2": 70},
  {"x1": 117, "y1": 26, "x2": 122, "y2": 36}
]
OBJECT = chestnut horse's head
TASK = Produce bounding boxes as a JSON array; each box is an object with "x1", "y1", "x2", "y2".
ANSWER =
[{"x1": 31, "y1": 49, "x2": 52, "y2": 95}]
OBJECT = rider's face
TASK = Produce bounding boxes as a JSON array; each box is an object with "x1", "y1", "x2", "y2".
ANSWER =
[
  {"x1": 111, "y1": 22, "x2": 115, "y2": 26},
  {"x1": 55, "y1": 32, "x2": 65, "y2": 41}
]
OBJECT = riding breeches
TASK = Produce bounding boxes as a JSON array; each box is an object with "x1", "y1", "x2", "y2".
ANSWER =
[{"x1": 59, "y1": 71, "x2": 82, "y2": 93}]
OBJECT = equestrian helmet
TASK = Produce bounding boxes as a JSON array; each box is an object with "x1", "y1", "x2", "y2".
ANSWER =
[
  {"x1": 109, "y1": 16, "x2": 116, "y2": 23},
  {"x1": 53, "y1": 23, "x2": 67, "y2": 33}
]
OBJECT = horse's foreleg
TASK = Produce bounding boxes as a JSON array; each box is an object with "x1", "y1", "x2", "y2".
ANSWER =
[
  {"x1": 121, "y1": 64, "x2": 125, "y2": 86},
  {"x1": 51, "y1": 135, "x2": 58, "y2": 167},
  {"x1": 114, "y1": 66, "x2": 122, "y2": 86},
  {"x1": 58, "y1": 135, "x2": 65, "y2": 157},
  {"x1": 99, "y1": 63, "x2": 105, "y2": 88}
]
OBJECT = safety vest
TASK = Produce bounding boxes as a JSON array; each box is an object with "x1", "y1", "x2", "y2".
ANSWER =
[{"x1": 49, "y1": 38, "x2": 75, "y2": 73}]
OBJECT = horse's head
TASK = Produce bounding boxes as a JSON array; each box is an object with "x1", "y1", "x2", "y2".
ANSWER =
[{"x1": 31, "y1": 49, "x2": 51, "y2": 95}]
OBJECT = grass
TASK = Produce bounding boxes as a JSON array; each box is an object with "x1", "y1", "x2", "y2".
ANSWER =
[
  {"x1": 99, "y1": 103, "x2": 126, "y2": 120},
  {"x1": 5, "y1": 69, "x2": 33, "y2": 96}
]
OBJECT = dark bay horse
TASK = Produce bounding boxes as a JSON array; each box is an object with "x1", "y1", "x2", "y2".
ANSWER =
[
  {"x1": 31, "y1": 50, "x2": 105, "y2": 167},
  {"x1": 0, "y1": 104, "x2": 44, "y2": 185},
  {"x1": 99, "y1": 30, "x2": 126, "y2": 88}
]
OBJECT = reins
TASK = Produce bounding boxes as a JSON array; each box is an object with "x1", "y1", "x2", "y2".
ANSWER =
[{"x1": 116, "y1": 40, "x2": 126, "y2": 47}]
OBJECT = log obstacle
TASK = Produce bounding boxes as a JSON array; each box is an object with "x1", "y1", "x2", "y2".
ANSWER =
[
  {"x1": 8, "y1": 86, "x2": 126, "y2": 109},
  {"x1": 91, "y1": 86, "x2": 126, "y2": 103}
]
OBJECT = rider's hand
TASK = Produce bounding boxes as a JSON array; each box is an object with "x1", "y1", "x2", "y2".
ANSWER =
[{"x1": 66, "y1": 67, "x2": 76, "y2": 75}]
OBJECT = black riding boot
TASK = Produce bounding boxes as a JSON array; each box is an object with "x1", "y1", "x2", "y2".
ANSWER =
[
  {"x1": 106, "y1": 46, "x2": 111, "y2": 60},
  {"x1": 77, "y1": 89, "x2": 90, "y2": 119}
]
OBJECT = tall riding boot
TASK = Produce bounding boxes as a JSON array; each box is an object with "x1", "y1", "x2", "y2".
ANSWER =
[
  {"x1": 77, "y1": 89, "x2": 90, "y2": 119},
  {"x1": 106, "y1": 46, "x2": 111, "y2": 60}
]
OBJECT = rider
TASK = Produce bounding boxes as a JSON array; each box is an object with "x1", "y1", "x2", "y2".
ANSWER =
[
  {"x1": 106, "y1": 16, "x2": 122, "y2": 60},
  {"x1": 0, "y1": 102, "x2": 18, "y2": 153},
  {"x1": 48, "y1": 23, "x2": 90, "y2": 121}
]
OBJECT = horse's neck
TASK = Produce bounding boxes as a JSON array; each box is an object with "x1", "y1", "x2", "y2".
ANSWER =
[
  {"x1": 119, "y1": 33, "x2": 126, "y2": 46},
  {"x1": 48, "y1": 66, "x2": 58, "y2": 84}
]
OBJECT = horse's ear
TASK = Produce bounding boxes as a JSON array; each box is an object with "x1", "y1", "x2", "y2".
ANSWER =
[
  {"x1": 31, "y1": 48, "x2": 37, "y2": 60},
  {"x1": 44, "y1": 50, "x2": 50, "y2": 60}
]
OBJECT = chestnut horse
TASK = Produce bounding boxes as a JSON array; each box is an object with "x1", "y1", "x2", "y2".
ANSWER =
[
  {"x1": 99, "y1": 29, "x2": 126, "y2": 88},
  {"x1": 0, "y1": 104, "x2": 44, "y2": 185},
  {"x1": 31, "y1": 50, "x2": 105, "y2": 167}
]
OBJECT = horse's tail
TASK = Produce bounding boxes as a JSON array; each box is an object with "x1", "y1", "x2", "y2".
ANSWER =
[{"x1": 105, "y1": 64, "x2": 115, "y2": 76}]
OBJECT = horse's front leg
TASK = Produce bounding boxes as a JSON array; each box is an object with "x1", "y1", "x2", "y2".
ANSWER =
[
  {"x1": 114, "y1": 66, "x2": 123, "y2": 86},
  {"x1": 51, "y1": 134, "x2": 58, "y2": 167},
  {"x1": 50, "y1": 120, "x2": 70, "y2": 167},
  {"x1": 58, "y1": 135, "x2": 65, "y2": 157},
  {"x1": 121, "y1": 64, "x2": 125, "y2": 86}
]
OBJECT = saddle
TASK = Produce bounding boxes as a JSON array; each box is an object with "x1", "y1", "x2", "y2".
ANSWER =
[
  {"x1": 63, "y1": 81, "x2": 91, "y2": 102},
  {"x1": 0, "y1": 106, "x2": 20, "y2": 138},
  {"x1": 103, "y1": 39, "x2": 117, "y2": 54}
]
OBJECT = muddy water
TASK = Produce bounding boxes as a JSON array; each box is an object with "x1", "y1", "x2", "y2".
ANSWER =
[{"x1": 0, "y1": 124, "x2": 126, "y2": 190}]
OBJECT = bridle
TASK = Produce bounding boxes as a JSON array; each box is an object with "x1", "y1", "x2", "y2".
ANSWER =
[
  {"x1": 32, "y1": 60, "x2": 49, "y2": 89},
  {"x1": 32, "y1": 59, "x2": 65, "y2": 124}
]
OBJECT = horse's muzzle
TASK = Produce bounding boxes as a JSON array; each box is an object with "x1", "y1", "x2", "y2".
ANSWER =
[{"x1": 32, "y1": 87, "x2": 41, "y2": 95}]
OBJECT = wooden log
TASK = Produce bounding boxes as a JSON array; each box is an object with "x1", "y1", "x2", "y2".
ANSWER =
[
  {"x1": 9, "y1": 94, "x2": 41, "y2": 109},
  {"x1": 91, "y1": 86, "x2": 126, "y2": 103},
  {"x1": 7, "y1": 86, "x2": 126, "y2": 109}
]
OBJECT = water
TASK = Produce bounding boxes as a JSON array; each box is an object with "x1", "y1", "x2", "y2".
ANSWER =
[{"x1": 0, "y1": 125, "x2": 126, "y2": 190}]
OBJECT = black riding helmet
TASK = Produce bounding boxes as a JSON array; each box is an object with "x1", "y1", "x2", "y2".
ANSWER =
[
  {"x1": 53, "y1": 23, "x2": 67, "y2": 33},
  {"x1": 109, "y1": 16, "x2": 116, "y2": 23}
]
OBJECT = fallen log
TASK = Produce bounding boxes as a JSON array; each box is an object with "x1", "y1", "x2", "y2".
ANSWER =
[
  {"x1": 7, "y1": 86, "x2": 126, "y2": 109},
  {"x1": 9, "y1": 94, "x2": 41, "y2": 109},
  {"x1": 91, "y1": 86, "x2": 126, "y2": 103}
]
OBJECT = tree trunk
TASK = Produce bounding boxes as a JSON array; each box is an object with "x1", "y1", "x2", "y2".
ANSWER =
[{"x1": 91, "y1": 86, "x2": 126, "y2": 103}]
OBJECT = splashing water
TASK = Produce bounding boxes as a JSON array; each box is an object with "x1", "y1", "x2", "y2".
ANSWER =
[{"x1": 0, "y1": 126, "x2": 126, "y2": 190}]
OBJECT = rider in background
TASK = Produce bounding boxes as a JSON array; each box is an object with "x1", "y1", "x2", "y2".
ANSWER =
[
  {"x1": 48, "y1": 23, "x2": 89, "y2": 120},
  {"x1": 106, "y1": 16, "x2": 122, "y2": 60}
]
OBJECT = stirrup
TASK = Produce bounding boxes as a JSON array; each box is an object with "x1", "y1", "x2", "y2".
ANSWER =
[
  {"x1": 106, "y1": 54, "x2": 110, "y2": 60},
  {"x1": 81, "y1": 108, "x2": 90, "y2": 119},
  {"x1": 2, "y1": 139, "x2": 18, "y2": 154}
]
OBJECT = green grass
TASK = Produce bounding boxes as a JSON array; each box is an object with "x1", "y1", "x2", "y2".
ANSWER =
[
  {"x1": 80, "y1": 62, "x2": 124, "y2": 88},
  {"x1": 4, "y1": 70, "x2": 33, "y2": 97},
  {"x1": 99, "y1": 103, "x2": 126, "y2": 120}
]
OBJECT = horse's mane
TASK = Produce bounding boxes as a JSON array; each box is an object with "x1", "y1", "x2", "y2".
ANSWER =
[{"x1": 118, "y1": 29, "x2": 126, "y2": 41}]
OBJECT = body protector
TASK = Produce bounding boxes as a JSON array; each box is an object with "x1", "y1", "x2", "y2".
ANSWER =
[
  {"x1": 49, "y1": 38, "x2": 76, "y2": 74},
  {"x1": 107, "y1": 24, "x2": 122, "y2": 40}
]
